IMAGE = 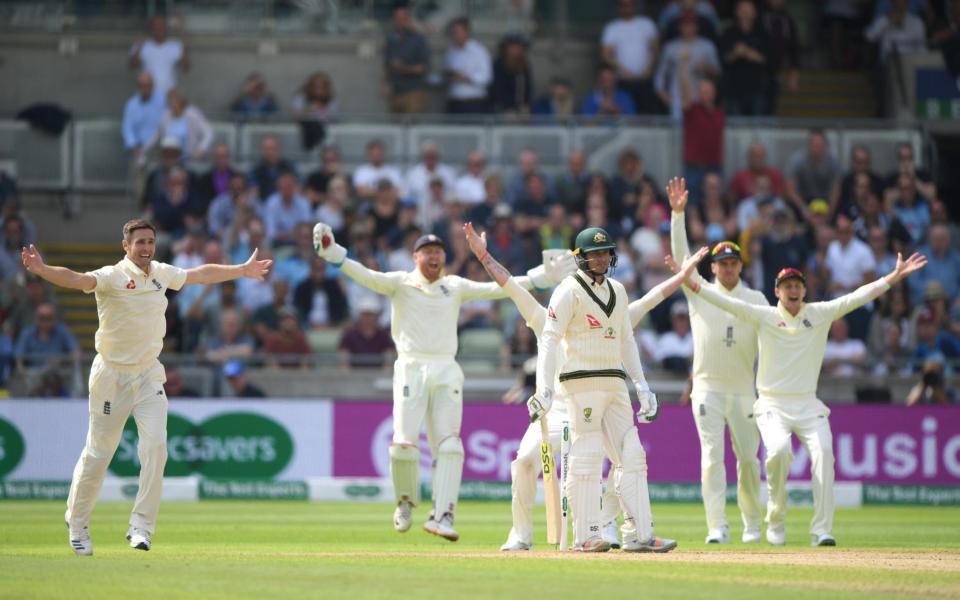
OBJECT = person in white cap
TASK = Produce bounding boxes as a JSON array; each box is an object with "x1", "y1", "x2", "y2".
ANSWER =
[
  {"x1": 21, "y1": 218, "x2": 270, "y2": 556},
  {"x1": 312, "y1": 221, "x2": 575, "y2": 541}
]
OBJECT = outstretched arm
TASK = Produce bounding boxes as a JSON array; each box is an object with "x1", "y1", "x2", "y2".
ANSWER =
[
  {"x1": 314, "y1": 222, "x2": 402, "y2": 296},
  {"x1": 665, "y1": 251, "x2": 765, "y2": 325},
  {"x1": 464, "y1": 222, "x2": 511, "y2": 286},
  {"x1": 184, "y1": 249, "x2": 272, "y2": 285},
  {"x1": 629, "y1": 246, "x2": 709, "y2": 327},
  {"x1": 22, "y1": 245, "x2": 96, "y2": 292},
  {"x1": 826, "y1": 252, "x2": 927, "y2": 319}
]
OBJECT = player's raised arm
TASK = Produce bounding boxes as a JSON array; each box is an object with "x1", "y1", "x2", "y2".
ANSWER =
[
  {"x1": 628, "y1": 247, "x2": 709, "y2": 327},
  {"x1": 665, "y1": 251, "x2": 766, "y2": 325},
  {"x1": 183, "y1": 248, "x2": 272, "y2": 285},
  {"x1": 824, "y1": 252, "x2": 927, "y2": 319},
  {"x1": 22, "y1": 244, "x2": 97, "y2": 292},
  {"x1": 313, "y1": 222, "x2": 403, "y2": 296},
  {"x1": 667, "y1": 177, "x2": 695, "y2": 271}
]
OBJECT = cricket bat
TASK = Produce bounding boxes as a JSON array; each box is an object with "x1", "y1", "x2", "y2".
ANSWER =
[
  {"x1": 539, "y1": 418, "x2": 561, "y2": 546},
  {"x1": 559, "y1": 420, "x2": 570, "y2": 551}
]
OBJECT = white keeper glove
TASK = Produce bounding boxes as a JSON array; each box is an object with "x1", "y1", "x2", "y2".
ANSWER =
[
  {"x1": 313, "y1": 222, "x2": 347, "y2": 265},
  {"x1": 526, "y1": 389, "x2": 553, "y2": 423},
  {"x1": 635, "y1": 390, "x2": 659, "y2": 424},
  {"x1": 527, "y1": 249, "x2": 577, "y2": 289}
]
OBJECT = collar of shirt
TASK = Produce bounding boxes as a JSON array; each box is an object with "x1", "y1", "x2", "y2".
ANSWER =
[
  {"x1": 121, "y1": 256, "x2": 152, "y2": 278},
  {"x1": 409, "y1": 267, "x2": 445, "y2": 288},
  {"x1": 776, "y1": 302, "x2": 805, "y2": 322},
  {"x1": 576, "y1": 269, "x2": 607, "y2": 289}
]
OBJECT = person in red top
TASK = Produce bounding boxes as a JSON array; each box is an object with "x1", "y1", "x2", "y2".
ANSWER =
[
  {"x1": 338, "y1": 298, "x2": 396, "y2": 369},
  {"x1": 263, "y1": 308, "x2": 311, "y2": 368},
  {"x1": 682, "y1": 76, "x2": 724, "y2": 207},
  {"x1": 728, "y1": 142, "x2": 787, "y2": 201}
]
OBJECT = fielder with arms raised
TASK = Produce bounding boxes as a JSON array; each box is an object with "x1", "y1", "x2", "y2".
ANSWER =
[
  {"x1": 313, "y1": 222, "x2": 571, "y2": 541},
  {"x1": 667, "y1": 177, "x2": 767, "y2": 545},
  {"x1": 22, "y1": 219, "x2": 271, "y2": 555},
  {"x1": 677, "y1": 248, "x2": 926, "y2": 546},
  {"x1": 463, "y1": 222, "x2": 706, "y2": 551}
]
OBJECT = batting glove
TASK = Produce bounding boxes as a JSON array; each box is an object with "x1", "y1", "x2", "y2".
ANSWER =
[
  {"x1": 635, "y1": 390, "x2": 659, "y2": 424},
  {"x1": 312, "y1": 222, "x2": 347, "y2": 265},
  {"x1": 527, "y1": 389, "x2": 553, "y2": 423}
]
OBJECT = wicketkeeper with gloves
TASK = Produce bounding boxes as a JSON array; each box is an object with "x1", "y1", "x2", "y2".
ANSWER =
[
  {"x1": 313, "y1": 222, "x2": 573, "y2": 542},
  {"x1": 533, "y1": 226, "x2": 679, "y2": 553}
]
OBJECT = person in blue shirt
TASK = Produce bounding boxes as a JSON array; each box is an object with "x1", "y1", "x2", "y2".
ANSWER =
[
  {"x1": 581, "y1": 65, "x2": 637, "y2": 117},
  {"x1": 14, "y1": 302, "x2": 78, "y2": 370},
  {"x1": 121, "y1": 72, "x2": 165, "y2": 159}
]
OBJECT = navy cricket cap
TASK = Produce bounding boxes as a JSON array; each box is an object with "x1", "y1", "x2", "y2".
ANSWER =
[
  {"x1": 775, "y1": 267, "x2": 806, "y2": 287},
  {"x1": 711, "y1": 241, "x2": 742, "y2": 261},
  {"x1": 413, "y1": 233, "x2": 445, "y2": 252}
]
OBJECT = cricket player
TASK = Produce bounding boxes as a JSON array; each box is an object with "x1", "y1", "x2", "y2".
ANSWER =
[
  {"x1": 678, "y1": 251, "x2": 927, "y2": 546},
  {"x1": 312, "y1": 222, "x2": 572, "y2": 541},
  {"x1": 21, "y1": 219, "x2": 271, "y2": 556},
  {"x1": 530, "y1": 226, "x2": 678, "y2": 552},
  {"x1": 463, "y1": 222, "x2": 705, "y2": 551},
  {"x1": 667, "y1": 177, "x2": 766, "y2": 544}
]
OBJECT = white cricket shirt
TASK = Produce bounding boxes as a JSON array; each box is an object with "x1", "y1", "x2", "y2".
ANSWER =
[
  {"x1": 133, "y1": 39, "x2": 184, "y2": 96},
  {"x1": 601, "y1": 16, "x2": 659, "y2": 76}
]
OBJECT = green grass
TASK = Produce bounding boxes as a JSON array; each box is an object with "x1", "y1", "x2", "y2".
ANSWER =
[{"x1": 2, "y1": 501, "x2": 959, "y2": 599}]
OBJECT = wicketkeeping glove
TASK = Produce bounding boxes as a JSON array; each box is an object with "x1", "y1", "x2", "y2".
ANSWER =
[
  {"x1": 527, "y1": 389, "x2": 553, "y2": 423},
  {"x1": 635, "y1": 390, "x2": 659, "y2": 424},
  {"x1": 527, "y1": 249, "x2": 577, "y2": 289},
  {"x1": 312, "y1": 222, "x2": 347, "y2": 265}
]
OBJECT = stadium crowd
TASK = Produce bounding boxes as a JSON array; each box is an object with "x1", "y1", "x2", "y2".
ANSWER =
[{"x1": 1, "y1": 0, "x2": 958, "y2": 402}]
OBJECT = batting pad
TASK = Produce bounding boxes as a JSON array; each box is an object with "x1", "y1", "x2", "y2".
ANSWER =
[
  {"x1": 508, "y1": 457, "x2": 538, "y2": 544},
  {"x1": 432, "y1": 436, "x2": 464, "y2": 519},
  {"x1": 568, "y1": 432, "x2": 603, "y2": 546},
  {"x1": 389, "y1": 444, "x2": 421, "y2": 504},
  {"x1": 616, "y1": 434, "x2": 653, "y2": 543}
]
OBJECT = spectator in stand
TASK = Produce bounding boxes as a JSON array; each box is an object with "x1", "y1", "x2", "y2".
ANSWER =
[
  {"x1": 761, "y1": 0, "x2": 801, "y2": 113},
  {"x1": 490, "y1": 33, "x2": 532, "y2": 115},
  {"x1": 164, "y1": 368, "x2": 200, "y2": 398},
  {"x1": 454, "y1": 151, "x2": 488, "y2": 206},
  {"x1": 0, "y1": 216, "x2": 25, "y2": 282},
  {"x1": 889, "y1": 174, "x2": 933, "y2": 245},
  {"x1": 868, "y1": 285, "x2": 912, "y2": 367},
  {"x1": 338, "y1": 298, "x2": 394, "y2": 369},
  {"x1": 907, "y1": 356, "x2": 956, "y2": 405},
  {"x1": 143, "y1": 89, "x2": 213, "y2": 160},
  {"x1": 150, "y1": 166, "x2": 203, "y2": 239},
  {"x1": 695, "y1": 174, "x2": 737, "y2": 241},
  {"x1": 225, "y1": 215, "x2": 270, "y2": 271},
  {"x1": 0, "y1": 170, "x2": 17, "y2": 209},
  {"x1": 249, "y1": 135, "x2": 297, "y2": 203},
  {"x1": 444, "y1": 17, "x2": 493, "y2": 114},
  {"x1": 387, "y1": 226, "x2": 421, "y2": 273},
  {"x1": 871, "y1": 317, "x2": 912, "y2": 377},
  {"x1": 202, "y1": 308, "x2": 255, "y2": 365},
  {"x1": 786, "y1": 129, "x2": 841, "y2": 212},
  {"x1": 276, "y1": 223, "x2": 322, "y2": 288},
  {"x1": 122, "y1": 71, "x2": 165, "y2": 161},
  {"x1": 466, "y1": 174, "x2": 505, "y2": 228},
  {"x1": 853, "y1": 187, "x2": 912, "y2": 250},
  {"x1": 14, "y1": 303, "x2": 78, "y2": 370},
  {"x1": 230, "y1": 71, "x2": 278, "y2": 120},
  {"x1": 553, "y1": 150, "x2": 590, "y2": 218},
  {"x1": 866, "y1": 0, "x2": 929, "y2": 116},
  {"x1": 514, "y1": 174, "x2": 552, "y2": 236},
  {"x1": 314, "y1": 174, "x2": 349, "y2": 237},
  {"x1": 291, "y1": 71, "x2": 337, "y2": 152},
  {"x1": 383, "y1": 1, "x2": 430, "y2": 114},
  {"x1": 601, "y1": 0, "x2": 662, "y2": 114},
  {"x1": 252, "y1": 278, "x2": 291, "y2": 347},
  {"x1": 531, "y1": 77, "x2": 577, "y2": 120},
  {"x1": 886, "y1": 142, "x2": 933, "y2": 187},
  {"x1": 758, "y1": 200, "x2": 810, "y2": 302},
  {"x1": 826, "y1": 214, "x2": 877, "y2": 338},
  {"x1": 930, "y1": 198, "x2": 960, "y2": 252},
  {"x1": 485, "y1": 205, "x2": 527, "y2": 273},
  {"x1": 658, "y1": 0, "x2": 719, "y2": 42},
  {"x1": 655, "y1": 10, "x2": 721, "y2": 121},
  {"x1": 236, "y1": 249, "x2": 275, "y2": 314},
  {"x1": 917, "y1": 280, "x2": 951, "y2": 330},
  {"x1": 736, "y1": 173, "x2": 778, "y2": 234},
  {"x1": 352, "y1": 140, "x2": 403, "y2": 201},
  {"x1": 366, "y1": 181, "x2": 402, "y2": 242},
  {"x1": 128, "y1": 15, "x2": 188, "y2": 97},
  {"x1": 0, "y1": 322, "x2": 13, "y2": 387},
  {"x1": 171, "y1": 224, "x2": 208, "y2": 271},
  {"x1": 264, "y1": 308, "x2": 312, "y2": 369},
  {"x1": 729, "y1": 142, "x2": 787, "y2": 201},
  {"x1": 720, "y1": 0, "x2": 772, "y2": 116},
  {"x1": 294, "y1": 256, "x2": 349, "y2": 329},
  {"x1": 655, "y1": 301, "x2": 694, "y2": 373},
  {"x1": 539, "y1": 203, "x2": 573, "y2": 251},
  {"x1": 608, "y1": 149, "x2": 659, "y2": 223},
  {"x1": 909, "y1": 224, "x2": 960, "y2": 305},
  {"x1": 505, "y1": 148, "x2": 550, "y2": 206},
  {"x1": 263, "y1": 172, "x2": 311, "y2": 247},
  {"x1": 304, "y1": 145, "x2": 349, "y2": 212},
  {"x1": 141, "y1": 135, "x2": 187, "y2": 208},
  {"x1": 836, "y1": 147, "x2": 884, "y2": 219},
  {"x1": 823, "y1": 319, "x2": 867, "y2": 376},
  {"x1": 417, "y1": 176, "x2": 450, "y2": 233},
  {"x1": 405, "y1": 141, "x2": 457, "y2": 211},
  {"x1": 196, "y1": 143, "x2": 238, "y2": 213},
  {"x1": 912, "y1": 307, "x2": 960, "y2": 369},
  {"x1": 866, "y1": 225, "x2": 900, "y2": 279},
  {"x1": 502, "y1": 320, "x2": 537, "y2": 371},
  {"x1": 930, "y1": 0, "x2": 960, "y2": 88},
  {"x1": 580, "y1": 65, "x2": 638, "y2": 117},
  {"x1": 223, "y1": 360, "x2": 266, "y2": 397},
  {"x1": 208, "y1": 172, "x2": 260, "y2": 239},
  {"x1": 6, "y1": 277, "x2": 52, "y2": 340},
  {"x1": 680, "y1": 77, "x2": 724, "y2": 207},
  {"x1": 805, "y1": 221, "x2": 836, "y2": 303}
]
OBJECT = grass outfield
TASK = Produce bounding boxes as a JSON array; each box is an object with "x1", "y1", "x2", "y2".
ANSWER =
[{"x1": 2, "y1": 501, "x2": 959, "y2": 599}]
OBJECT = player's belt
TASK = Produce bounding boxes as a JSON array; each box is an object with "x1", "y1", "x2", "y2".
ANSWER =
[{"x1": 558, "y1": 369, "x2": 626, "y2": 382}]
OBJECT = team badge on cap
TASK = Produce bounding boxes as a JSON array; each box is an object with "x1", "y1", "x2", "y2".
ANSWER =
[
  {"x1": 775, "y1": 267, "x2": 806, "y2": 287},
  {"x1": 711, "y1": 241, "x2": 742, "y2": 261},
  {"x1": 413, "y1": 234, "x2": 445, "y2": 252}
]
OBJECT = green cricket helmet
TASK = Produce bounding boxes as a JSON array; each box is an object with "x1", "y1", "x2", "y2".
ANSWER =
[{"x1": 572, "y1": 227, "x2": 618, "y2": 274}]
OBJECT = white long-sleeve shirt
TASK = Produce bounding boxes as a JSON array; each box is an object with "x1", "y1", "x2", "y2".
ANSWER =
[
  {"x1": 339, "y1": 259, "x2": 530, "y2": 358},
  {"x1": 671, "y1": 212, "x2": 768, "y2": 396},
  {"x1": 537, "y1": 271, "x2": 649, "y2": 398},
  {"x1": 445, "y1": 39, "x2": 493, "y2": 100},
  {"x1": 695, "y1": 278, "x2": 891, "y2": 415}
]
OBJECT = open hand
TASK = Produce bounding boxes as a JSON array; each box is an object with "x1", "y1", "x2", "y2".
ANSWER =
[
  {"x1": 463, "y1": 222, "x2": 487, "y2": 258},
  {"x1": 242, "y1": 248, "x2": 273, "y2": 280},
  {"x1": 891, "y1": 252, "x2": 927, "y2": 282},
  {"x1": 680, "y1": 246, "x2": 709, "y2": 275},
  {"x1": 666, "y1": 177, "x2": 688, "y2": 213},
  {"x1": 21, "y1": 244, "x2": 46, "y2": 275}
]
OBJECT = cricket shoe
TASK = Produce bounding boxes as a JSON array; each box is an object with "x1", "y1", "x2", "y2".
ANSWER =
[
  {"x1": 811, "y1": 534, "x2": 836, "y2": 547},
  {"x1": 394, "y1": 500, "x2": 413, "y2": 533},
  {"x1": 766, "y1": 524, "x2": 786, "y2": 546},
  {"x1": 126, "y1": 526, "x2": 152, "y2": 551},
  {"x1": 705, "y1": 527, "x2": 729, "y2": 544},
  {"x1": 574, "y1": 536, "x2": 611, "y2": 553},
  {"x1": 622, "y1": 536, "x2": 677, "y2": 553},
  {"x1": 499, "y1": 538, "x2": 532, "y2": 551},
  {"x1": 602, "y1": 520, "x2": 621, "y2": 549},
  {"x1": 742, "y1": 527, "x2": 762, "y2": 544},
  {"x1": 423, "y1": 513, "x2": 459, "y2": 542},
  {"x1": 68, "y1": 524, "x2": 93, "y2": 556}
]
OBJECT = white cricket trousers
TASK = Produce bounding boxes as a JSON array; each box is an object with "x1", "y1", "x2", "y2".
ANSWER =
[
  {"x1": 691, "y1": 391, "x2": 762, "y2": 533},
  {"x1": 756, "y1": 403, "x2": 835, "y2": 537},
  {"x1": 65, "y1": 355, "x2": 168, "y2": 534}
]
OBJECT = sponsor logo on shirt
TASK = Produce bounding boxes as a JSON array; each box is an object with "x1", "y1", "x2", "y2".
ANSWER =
[
  {"x1": 547, "y1": 307, "x2": 558, "y2": 320},
  {"x1": 586, "y1": 314, "x2": 602, "y2": 329},
  {"x1": 439, "y1": 284, "x2": 450, "y2": 296},
  {"x1": 802, "y1": 318, "x2": 812, "y2": 329},
  {"x1": 126, "y1": 280, "x2": 136, "y2": 290},
  {"x1": 777, "y1": 321, "x2": 786, "y2": 328},
  {"x1": 151, "y1": 278, "x2": 163, "y2": 291}
]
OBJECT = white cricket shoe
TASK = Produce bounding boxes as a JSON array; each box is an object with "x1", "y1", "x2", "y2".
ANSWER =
[
  {"x1": 602, "y1": 520, "x2": 621, "y2": 549},
  {"x1": 623, "y1": 536, "x2": 678, "y2": 553},
  {"x1": 499, "y1": 538, "x2": 532, "y2": 551},
  {"x1": 574, "y1": 536, "x2": 611, "y2": 553},
  {"x1": 68, "y1": 525, "x2": 93, "y2": 556},
  {"x1": 126, "y1": 526, "x2": 152, "y2": 551},
  {"x1": 394, "y1": 500, "x2": 413, "y2": 533},
  {"x1": 811, "y1": 533, "x2": 836, "y2": 547},
  {"x1": 742, "y1": 527, "x2": 762, "y2": 543},
  {"x1": 705, "y1": 527, "x2": 730, "y2": 544},
  {"x1": 423, "y1": 513, "x2": 459, "y2": 542},
  {"x1": 766, "y1": 524, "x2": 786, "y2": 546}
]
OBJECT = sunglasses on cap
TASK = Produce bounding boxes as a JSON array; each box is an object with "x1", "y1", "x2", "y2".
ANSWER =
[{"x1": 710, "y1": 241, "x2": 741, "y2": 256}]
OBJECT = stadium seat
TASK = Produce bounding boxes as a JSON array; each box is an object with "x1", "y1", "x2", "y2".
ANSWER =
[
  {"x1": 239, "y1": 122, "x2": 302, "y2": 162},
  {"x1": 307, "y1": 328, "x2": 343, "y2": 354},
  {"x1": 458, "y1": 328, "x2": 504, "y2": 370},
  {"x1": 408, "y1": 125, "x2": 488, "y2": 164},
  {"x1": 73, "y1": 119, "x2": 128, "y2": 190},
  {"x1": 327, "y1": 124, "x2": 406, "y2": 167}
]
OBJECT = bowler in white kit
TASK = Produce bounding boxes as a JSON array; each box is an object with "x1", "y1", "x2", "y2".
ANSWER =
[{"x1": 21, "y1": 219, "x2": 271, "y2": 555}]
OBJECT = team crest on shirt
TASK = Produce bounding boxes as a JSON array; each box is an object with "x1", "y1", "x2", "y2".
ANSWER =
[
  {"x1": 586, "y1": 314, "x2": 602, "y2": 329},
  {"x1": 126, "y1": 280, "x2": 136, "y2": 289},
  {"x1": 151, "y1": 278, "x2": 162, "y2": 291},
  {"x1": 583, "y1": 407, "x2": 593, "y2": 423},
  {"x1": 439, "y1": 284, "x2": 450, "y2": 297},
  {"x1": 802, "y1": 318, "x2": 812, "y2": 328},
  {"x1": 547, "y1": 307, "x2": 557, "y2": 320},
  {"x1": 604, "y1": 327, "x2": 616, "y2": 339}
]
